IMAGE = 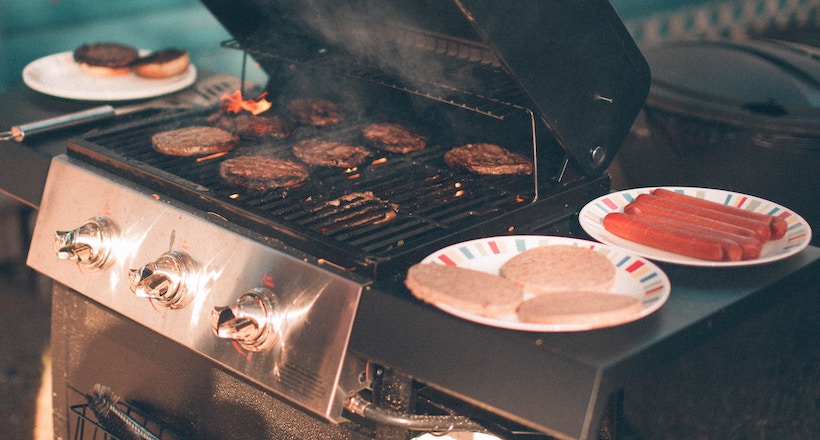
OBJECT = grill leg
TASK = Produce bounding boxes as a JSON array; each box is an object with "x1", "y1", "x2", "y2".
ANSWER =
[
  {"x1": 372, "y1": 367, "x2": 415, "y2": 440},
  {"x1": 597, "y1": 390, "x2": 624, "y2": 440}
]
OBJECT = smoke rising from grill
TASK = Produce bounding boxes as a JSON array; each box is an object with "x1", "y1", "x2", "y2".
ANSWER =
[{"x1": 287, "y1": 0, "x2": 485, "y2": 92}]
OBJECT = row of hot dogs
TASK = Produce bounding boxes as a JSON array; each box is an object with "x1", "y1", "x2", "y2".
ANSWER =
[{"x1": 602, "y1": 189, "x2": 788, "y2": 262}]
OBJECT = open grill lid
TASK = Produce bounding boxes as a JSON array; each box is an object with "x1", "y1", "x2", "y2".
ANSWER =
[{"x1": 199, "y1": 0, "x2": 650, "y2": 176}]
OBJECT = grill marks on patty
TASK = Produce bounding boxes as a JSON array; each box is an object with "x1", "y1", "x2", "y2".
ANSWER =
[
  {"x1": 152, "y1": 126, "x2": 238, "y2": 157},
  {"x1": 219, "y1": 155, "x2": 309, "y2": 190},
  {"x1": 292, "y1": 139, "x2": 372, "y2": 168},
  {"x1": 287, "y1": 98, "x2": 343, "y2": 127},
  {"x1": 208, "y1": 112, "x2": 294, "y2": 140},
  {"x1": 444, "y1": 143, "x2": 533, "y2": 175},
  {"x1": 361, "y1": 123, "x2": 427, "y2": 154}
]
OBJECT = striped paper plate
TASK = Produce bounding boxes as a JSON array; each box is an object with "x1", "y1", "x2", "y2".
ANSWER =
[
  {"x1": 579, "y1": 187, "x2": 812, "y2": 267},
  {"x1": 418, "y1": 235, "x2": 670, "y2": 332}
]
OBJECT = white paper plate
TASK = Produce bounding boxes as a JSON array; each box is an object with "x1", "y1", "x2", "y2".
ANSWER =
[
  {"x1": 579, "y1": 187, "x2": 812, "y2": 267},
  {"x1": 413, "y1": 433, "x2": 502, "y2": 440},
  {"x1": 22, "y1": 51, "x2": 197, "y2": 101},
  {"x1": 418, "y1": 236, "x2": 670, "y2": 332}
]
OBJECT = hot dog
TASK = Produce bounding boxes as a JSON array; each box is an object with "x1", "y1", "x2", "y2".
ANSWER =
[
  {"x1": 624, "y1": 199, "x2": 764, "y2": 242},
  {"x1": 603, "y1": 212, "x2": 743, "y2": 261},
  {"x1": 623, "y1": 206, "x2": 763, "y2": 260},
  {"x1": 652, "y1": 188, "x2": 787, "y2": 239},
  {"x1": 634, "y1": 193, "x2": 772, "y2": 242}
]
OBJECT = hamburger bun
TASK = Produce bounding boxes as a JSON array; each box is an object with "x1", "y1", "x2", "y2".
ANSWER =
[
  {"x1": 516, "y1": 291, "x2": 643, "y2": 325},
  {"x1": 73, "y1": 42, "x2": 139, "y2": 77},
  {"x1": 134, "y1": 48, "x2": 190, "y2": 79},
  {"x1": 500, "y1": 245, "x2": 616, "y2": 295},
  {"x1": 405, "y1": 263, "x2": 524, "y2": 318}
]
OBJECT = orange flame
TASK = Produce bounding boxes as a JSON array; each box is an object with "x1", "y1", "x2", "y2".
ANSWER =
[
  {"x1": 220, "y1": 90, "x2": 272, "y2": 115},
  {"x1": 196, "y1": 151, "x2": 230, "y2": 162}
]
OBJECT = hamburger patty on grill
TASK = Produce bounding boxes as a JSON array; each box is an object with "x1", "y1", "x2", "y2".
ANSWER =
[
  {"x1": 292, "y1": 139, "x2": 371, "y2": 168},
  {"x1": 444, "y1": 143, "x2": 533, "y2": 175},
  {"x1": 208, "y1": 112, "x2": 294, "y2": 140},
  {"x1": 287, "y1": 98, "x2": 342, "y2": 127},
  {"x1": 361, "y1": 122, "x2": 427, "y2": 154},
  {"x1": 219, "y1": 155, "x2": 309, "y2": 190},
  {"x1": 152, "y1": 126, "x2": 238, "y2": 157}
]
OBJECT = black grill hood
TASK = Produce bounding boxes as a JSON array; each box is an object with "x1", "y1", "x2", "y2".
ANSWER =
[{"x1": 199, "y1": 0, "x2": 650, "y2": 176}]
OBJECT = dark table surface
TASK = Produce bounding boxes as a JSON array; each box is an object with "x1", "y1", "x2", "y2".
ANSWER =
[{"x1": 2, "y1": 83, "x2": 818, "y2": 440}]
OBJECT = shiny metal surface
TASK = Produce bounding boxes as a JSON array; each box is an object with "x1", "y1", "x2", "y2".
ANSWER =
[
  {"x1": 129, "y1": 250, "x2": 197, "y2": 309},
  {"x1": 53, "y1": 216, "x2": 115, "y2": 269},
  {"x1": 28, "y1": 154, "x2": 368, "y2": 422},
  {"x1": 212, "y1": 287, "x2": 282, "y2": 352}
]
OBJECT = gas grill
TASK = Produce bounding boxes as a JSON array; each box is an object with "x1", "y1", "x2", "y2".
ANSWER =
[{"x1": 26, "y1": 1, "x2": 650, "y2": 439}]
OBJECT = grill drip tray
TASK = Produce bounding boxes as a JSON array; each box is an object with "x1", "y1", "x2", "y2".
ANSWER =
[{"x1": 68, "y1": 107, "x2": 599, "y2": 278}]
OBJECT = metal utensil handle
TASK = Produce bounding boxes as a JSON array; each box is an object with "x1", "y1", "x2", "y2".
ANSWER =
[{"x1": 4, "y1": 105, "x2": 116, "y2": 142}]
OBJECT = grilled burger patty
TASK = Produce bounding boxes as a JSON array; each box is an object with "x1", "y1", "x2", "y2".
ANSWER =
[
  {"x1": 73, "y1": 42, "x2": 139, "y2": 68},
  {"x1": 444, "y1": 143, "x2": 533, "y2": 175},
  {"x1": 292, "y1": 139, "x2": 371, "y2": 168},
  {"x1": 219, "y1": 155, "x2": 309, "y2": 190},
  {"x1": 208, "y1": 112, "x2": 294, "y2": 140},
  {"x1": 152, "y1": 126, "x2": 238, "y2": 157},
  {"x1": 287, "y1": 98, "x2": 342, "y2": 127},
  {"x1": 361, "y1": 122, "x2": 427, "y2": 154}
]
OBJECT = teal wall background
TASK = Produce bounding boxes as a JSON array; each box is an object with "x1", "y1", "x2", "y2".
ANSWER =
[
  {"x1": 1, "y1": 0, "x2": 817, "y2": 93},
  {"x1": 0, "y1": 0, "x2": 266, "y2": 92}
]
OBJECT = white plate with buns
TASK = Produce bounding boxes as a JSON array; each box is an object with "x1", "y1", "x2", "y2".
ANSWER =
[
  {"x1": 579, "y1": 187, "x2": 812, "y2": 267},
  {"x1": 408, "y1": 236, "x2": 670, "y2": 332},
  {"x1": 22, "y1": 51, "x2": 196, "y2": 101}
]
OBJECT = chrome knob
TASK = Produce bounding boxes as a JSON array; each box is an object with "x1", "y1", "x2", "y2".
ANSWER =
[
  {"x1": 53, "y1": 217, "x2": 115, "y2": 269},
  {"x1": 212, "y1": 288, "x2": 281, "y2": 352},
  {"x1": 129, "y1": 251, "x2": 196, "y2": 309}
]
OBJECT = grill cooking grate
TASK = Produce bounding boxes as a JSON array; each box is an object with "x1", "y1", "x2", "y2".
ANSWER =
[{"x1": 68, "y1": 106, "x2": 575, "y2": 276}]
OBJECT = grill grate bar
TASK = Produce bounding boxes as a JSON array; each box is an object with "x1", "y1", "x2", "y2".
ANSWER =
[{"x1": 70, "y1": 95, "x2": 566, "y2": 275}]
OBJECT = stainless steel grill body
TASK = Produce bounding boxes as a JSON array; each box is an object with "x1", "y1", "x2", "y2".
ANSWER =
[{"x1": 28, "y1": 155, "x2": 369, "y2": 423}]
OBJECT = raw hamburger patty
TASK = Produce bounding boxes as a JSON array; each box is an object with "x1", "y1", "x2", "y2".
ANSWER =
[
  {"x1": 287, "y1": 98, "x2": 342, "y2": 127},
  {"x1": 361, "y1": 122, "x2": 427, "y2": 154},
  {"x1": 73, "y1": 42, "x2": 139, "y2": 68},
  {"x1": 444, "y1": 143, "x2": 533, "y2": 175},
  {"x1": 152, "y1": 126, "x2": 238, "y2": 157},
  {"x1": 292, "y1": 139, "x2": 371, "y2": 168},
  {"x1": 405, "y1": 263, "x2": 524, "y2": 318},
  {"x1": 208, "y1": 112, "x2": 294, "y2": 139},
  {"x1": 516, "y1": 291, "x2": 643, "y2": 325},
  {"x1": 219, "y1": 155, "x2": 309, "y2": 190},
  {"x1": 500, "y1": 245, "x2": 616, "y2": 294}
]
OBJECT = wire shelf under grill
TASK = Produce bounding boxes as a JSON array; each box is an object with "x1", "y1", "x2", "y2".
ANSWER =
[{"x1": 70, "y1": 401, "x2": 177, "y2": 440}]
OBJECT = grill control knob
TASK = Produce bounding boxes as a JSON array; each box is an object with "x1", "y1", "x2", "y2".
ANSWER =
[
  {"x1": 129, "y1": 251, "x2": 196, "y2": 309},
  {"x1": 211, "y1": 288, "x2": 281, "y2": 352},
  {"x1": 54, "y1": 217, "x2": 115, "y2": 269}
]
